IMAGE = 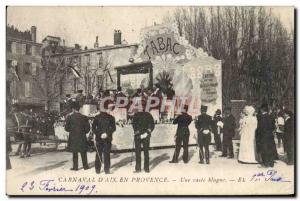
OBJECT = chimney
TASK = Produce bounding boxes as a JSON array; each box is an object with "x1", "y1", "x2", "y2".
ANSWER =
[
  {"x1": 94, "y1": 36, "x2": 99, "y2": 48},
  {"x1": 114, "y1": 30, "x2": 122, "y2": 45},
  {"x1": 31, "y1": 26, "x2": 37, "y2": 42},
  {"x1": 74, "y1": 44, "x2": 81, "y2": 50}
]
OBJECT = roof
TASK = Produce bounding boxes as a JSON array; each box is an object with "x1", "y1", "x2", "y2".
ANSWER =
[
  {"x1": 52, "y1": 43, "x2": 139, "y2": 57},
  {"x1": 7, "y1": 36, "x2": 42, "y2": 47}
]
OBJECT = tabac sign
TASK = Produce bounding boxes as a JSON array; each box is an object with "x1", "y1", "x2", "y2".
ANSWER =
[{"x1": 138, "y1": 24, "x2": 187, "y2": 61}]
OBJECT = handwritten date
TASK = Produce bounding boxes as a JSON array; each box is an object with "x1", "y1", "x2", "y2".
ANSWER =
[{"x1": 20, "y1": 179, "x2": 96, "y2": 195}]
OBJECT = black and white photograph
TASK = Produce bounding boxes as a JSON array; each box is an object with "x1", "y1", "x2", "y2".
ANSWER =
[{"x1": 5, "y1": 5, "x2": 295, "y2": 196}]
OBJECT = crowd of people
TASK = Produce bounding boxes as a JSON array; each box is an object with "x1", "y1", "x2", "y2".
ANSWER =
[
  {"x1": 6, "y1": 86, "x2": 294, "y2": 173},
  {"x1": 62, "y1": 85, "x2": 173, "y2": 124},
  {"x1": 6, "y1": 107, "x2": 57, "y2": 159},
  {"x1": 170, "y1": 103, "x2": 294, "y2": 168},
  {"x1": 62, "y1": 96, "x2": 294, "y2": 174}
]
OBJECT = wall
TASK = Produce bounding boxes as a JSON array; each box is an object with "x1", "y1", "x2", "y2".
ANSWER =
[{"x1": 6, "y1": 37, "x2": 45, "y2": 109}]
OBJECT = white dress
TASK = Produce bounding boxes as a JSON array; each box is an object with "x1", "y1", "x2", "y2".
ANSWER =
[{"x1": 238, "y1": 115, "x2": 258, "y2": 163}]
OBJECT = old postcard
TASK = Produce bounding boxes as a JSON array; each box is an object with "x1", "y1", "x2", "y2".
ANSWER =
[{"x1": 6, "y1": 6, "x2": 295, "y2": 196}]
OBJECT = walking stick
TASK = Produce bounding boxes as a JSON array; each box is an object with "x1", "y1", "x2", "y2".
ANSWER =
[
  {"x1": 93, "y1": 134, "x2": 102, "y2": 163},
  {"x1": 130, "y1": 134, "x2": 136, "y2": 166}
]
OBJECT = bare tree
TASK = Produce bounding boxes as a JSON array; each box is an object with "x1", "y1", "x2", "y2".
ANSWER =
[{"x1": 166, "y1": 7, "x2": 294, "y2": 109}]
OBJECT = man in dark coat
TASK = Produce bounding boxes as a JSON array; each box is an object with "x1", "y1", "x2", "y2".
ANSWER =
[
  {"x1": 212, "y1": 109, "x2": 223, "y2": 151},
  {"x1": 44, "y1": 112, "x2": 55, "y2": 137},
  {"x1": 195, "y1": 105, "x2": 212, "y2": 164},
  {"x1": 132, "y1": 107, "x2": 155, "y2": 173},
  {"x1": 65, "y1": 101, "x2": 90, "y2": 170},
  {"x1": 169, "y1": 105, "x2": 192, "y2": 163},
  {"x1": 256, "y1": 104, "x2": 276, "y2": 167},
  {"x1": 283, "y1": 110, "x2": 294, "y2": 165},
  {"x1": 21, "y1": 109, "x2": 35, "y2": 158},
  {"x1": 92, "y1": 104, "x2": 116, "y2": 174},
  {"x1": 220, "y1": 107, "x2": 236, "y2": 158}
]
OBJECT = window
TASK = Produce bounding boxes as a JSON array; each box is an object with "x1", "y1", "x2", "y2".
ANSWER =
[
  {"x1": 26, "y1": 44, "x2": 32, "y2": 55},
  {"x1": 85, "y1": 54, "x2": 90, "y2": 66},
  {"x1": 24, "y1": 81, "x2": 31, "y2": 97},
  {"x1": 32, "y1": 63, "x2": 37, "y2": 76},
  {"x1": 24, "y1": 63, "x2": 31, "y2": 75},
  {"x1": 97, "y1": 53, "x2": 103, "y2": 68},
  {"x1": 7, "y1": 41, "x2": 12, "y2": 53}
]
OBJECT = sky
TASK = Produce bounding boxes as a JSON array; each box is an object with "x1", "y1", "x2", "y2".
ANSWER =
[{"x1": 6, "y1": 6, "x2": 294, "y2": 48}]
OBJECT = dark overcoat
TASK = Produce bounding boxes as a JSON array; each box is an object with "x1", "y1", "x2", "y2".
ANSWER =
[
  {"x1": 223, "y1": 114, "x2": 236, "y2": 140},
  {"x1": 256, "y1": 113, "x2": 276, "y2": 156},
  {"x1": 284, "y1": 116, "x2": 294, "y2": 153},
  {"x1": 132, "y1": 112, "x2": 155, "y2": 136},
  {"x1": 173, "y1": 113, "x2": 192, "y2": 137},
  {"x1": 65, "y1": 112, "x2": 90, "y2": 152},
  {"x1": 195, "y1": 113, "x2": 212, "y2": 145},
  {"x1": 92, "y1": 112, "x2": 116, "y2": 142}
]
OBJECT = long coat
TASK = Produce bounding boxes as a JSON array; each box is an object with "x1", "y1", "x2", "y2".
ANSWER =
[
  {"x1": 65, "y1": 112, "x2": 90, "y2": 152},
  {"x1": 132, "y1": 112, "x2": 155, "y2": 136},
  {"x1": 92, "y1": 112, "x2": 116, "y2": 142},
  {"x1": 256, "y1": 113, "x2": 276, "y2": 156},
  {"x1": 173, "y1": 113, "x2": 192, "y2": 137},
  {"x1": 195, "y1": 113, "x2": 212, "y2": 145},
  {"x1": 223, "y1": 114, "x2": 236, "y2": 140},
  {"x1": 284, "y1": 116, "x2": 294, "y2": 158}
]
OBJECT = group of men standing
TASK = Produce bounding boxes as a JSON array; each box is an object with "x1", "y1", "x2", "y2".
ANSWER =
[
  {"x1": 65, "y1": 100, "x2": 155, "y2": 173},
  {"x1": 64, "y1": 96, "x2": 294, "y2": 174},
  {"x1": 169, "y1": 105, "x2": 236, "y2": 165},
  {"x1": 256, "y1": 104, "x2": 294, "y2": 167}
]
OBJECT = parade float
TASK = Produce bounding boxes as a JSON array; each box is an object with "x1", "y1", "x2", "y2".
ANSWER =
[
  {"x1": 54, "y1": 23, "x2": 222, "y2": 149},
  {"x1": 131, "y1": 23, "x2": 222, "y2": 117}
]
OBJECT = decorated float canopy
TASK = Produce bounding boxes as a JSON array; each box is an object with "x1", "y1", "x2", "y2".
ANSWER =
[{"x1": 120, "y1": 23, "x2": 222, "y2": 116}]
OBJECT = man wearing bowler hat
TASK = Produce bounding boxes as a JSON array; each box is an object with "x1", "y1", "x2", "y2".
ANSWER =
[
  {"x1": 65, "y1": 101, "x2": 90, "y2": 170},
  {"x1": 132, "y1": 102, "x2": 155, "y2": 173},
  {"x1": 169, "y1": 105, "x2": 192, "y2": 163},
  {"x1": 92, "y1": 101, "x2": 116, "y2": 174},
  {"x1": 195, "y1": 105, "x2": 212, "y2": 164}
]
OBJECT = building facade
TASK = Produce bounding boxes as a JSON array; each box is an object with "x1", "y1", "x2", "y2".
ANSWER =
[
  {"x1": 6, "y1": 25, "x2": 46, "y2": 112},
  {"x1": 43, "y1": 31, "x2": 139, "y2": 111}
]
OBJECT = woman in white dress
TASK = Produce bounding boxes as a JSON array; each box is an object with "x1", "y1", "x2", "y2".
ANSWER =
[{"x1": 238, "y1": 105, "x2": 258, "y2": 163}]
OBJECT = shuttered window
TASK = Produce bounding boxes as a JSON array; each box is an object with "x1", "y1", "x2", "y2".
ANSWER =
[
  {"x1": 32, "y1": 63, "x2": 37, "y2": 76},
  {"x1": 24, "y1": 81, "x2": 31, "y2": 97}
]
